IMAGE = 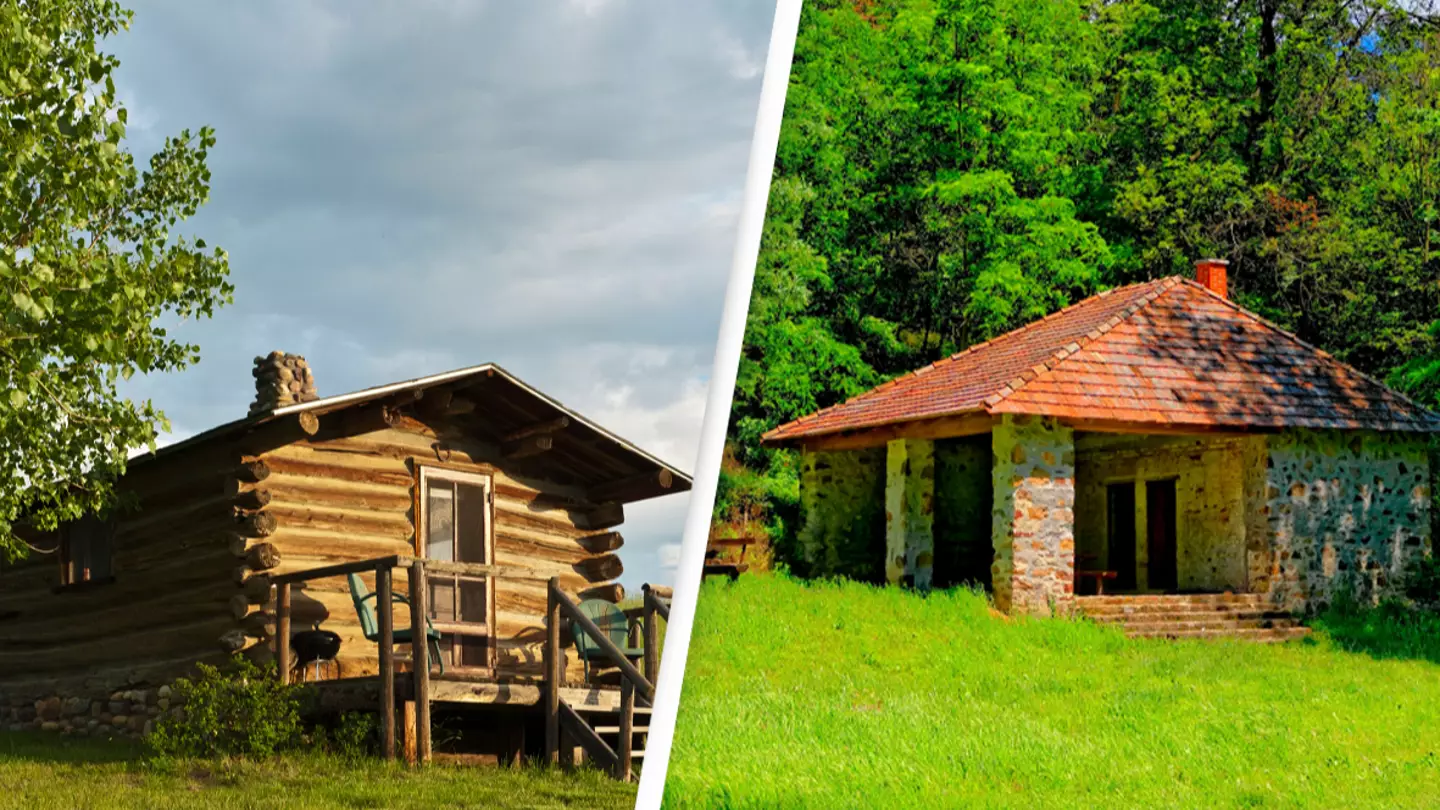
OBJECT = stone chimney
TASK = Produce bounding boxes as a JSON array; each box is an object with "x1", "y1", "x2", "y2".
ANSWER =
[
  {"x1": 1195, "y1": 258, "x2": 1229, "y2": 299},
  {"x1": 250, "y1": 351, "x2": 319, "y2": 415}
]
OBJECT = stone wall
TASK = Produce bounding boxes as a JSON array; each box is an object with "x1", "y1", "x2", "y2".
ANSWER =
[
  {"x1": 1256, "y1": 429, "x2": 1432, "y2": 611},
  {"x1": 885, "y1": 439, "x2": 935, "y2": 588},
  {"x1": 991, "y1": 415, "x2": 1075, "y2": 615},
  {"x1": 1, "y1": 684, "x2": 182, "y2": 739},
  {"x1": 933, "y1": 436, "x2": 993, "y2": 588},
  {"x1": 797, "y1": 447, "x2": 887, "y2": 580},
  {"x1": 1073, "y1": 435, "x2": 1259, "y2": 593}
]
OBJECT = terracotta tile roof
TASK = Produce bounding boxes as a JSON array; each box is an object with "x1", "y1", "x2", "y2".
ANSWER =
[{"x1": 763, "y1": 278, "x2": 1440, "y2": 444}]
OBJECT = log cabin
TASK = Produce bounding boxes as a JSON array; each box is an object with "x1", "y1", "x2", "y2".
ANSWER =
[{"x1": 0, "y1": 354, "x2": 690, "y2": 767}]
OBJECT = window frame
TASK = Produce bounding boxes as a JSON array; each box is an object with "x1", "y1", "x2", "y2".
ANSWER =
[{"x1": 56, "y1": 514, "x2": 116, "y2": 591}]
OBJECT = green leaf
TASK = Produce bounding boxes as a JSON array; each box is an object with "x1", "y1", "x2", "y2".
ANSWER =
[{"x1": 7, "y1": 390, "x2": 26, "y2": 409}]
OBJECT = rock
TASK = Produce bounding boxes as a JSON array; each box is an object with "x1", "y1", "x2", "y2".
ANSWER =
[
  {"x1": 5, "y1": 724, "x2": 20, "y2": 732},
  {"x1": 34, "y1": 697, "x2": 61, "y2": 721},
  {"x1": 39, "y1": 721, "x2": 59, "y2": 733},
  {"x1": 110, "y1": 715, "x2": 128, "y2": 728},
  {"x1": 146, "y1": 706, "x2": 160, "y2": 717},
  {"x1": 157, "y1": 698, "x2": 169, "y2": 711},
  {"x1": 90, "y1": 701, "x2": 103, "y2": 718},
  {"x1": 129, "y1": 702, "x2": 146, "y2": 716},
  {"x1": 127, "y1": 716, "x2": 145, "y2": 733},
  {"x1": 156, "y1": 685, "x2": 171, "y2": 700},
  {"x1": 107, "y1": 701, "x2": 127, "y2": 716},
  {"x1": 142, "y1": 720, "x2": 154, "y2": 737},
  {"x1": 99, "y1": 713, "x2": 113, "y2": 725}
]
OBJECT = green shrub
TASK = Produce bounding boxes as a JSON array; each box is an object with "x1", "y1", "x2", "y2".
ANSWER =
[
  {"x1": 1403, "y1": 553, "x2": 1440, "y2": 610},
  {"x1": 325, "y1": 711, "x2": 378, "y2": 761},
  {"x1": 147, "y1": 657, "x2": 309, "y2": 759}
]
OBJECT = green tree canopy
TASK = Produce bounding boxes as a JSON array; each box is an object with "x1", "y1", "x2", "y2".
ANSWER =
[{"x1": 0, "y1": 0, "x2": 231, "y2": 559}]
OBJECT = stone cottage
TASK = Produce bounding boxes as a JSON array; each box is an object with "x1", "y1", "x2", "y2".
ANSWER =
[{"x1": 764, "y1": 261, "x2": 1440, "y2": 617}]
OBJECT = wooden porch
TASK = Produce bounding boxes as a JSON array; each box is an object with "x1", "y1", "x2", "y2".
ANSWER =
[{"x1": 270, "y1": 554, "x2": 668, "y2": 780}]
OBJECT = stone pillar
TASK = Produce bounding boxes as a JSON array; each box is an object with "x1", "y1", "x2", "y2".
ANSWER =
[
  {"x1": 991, "y1": 415, "x2": 1076, "y2": 615},
  {"x1": 884, "y1": 438, "x2": 935, "y2": 589},
  {"x1": 250, "y1": 350, "x2": 319, "y2": 415}
]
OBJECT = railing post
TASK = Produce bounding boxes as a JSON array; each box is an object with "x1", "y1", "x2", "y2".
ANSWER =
[
  {"x1": 408, "y1": 558, "x2": 432, "y2": 764},
  {"x1": 618, "y1": 679, "x2": 635, "y2": 782},
  {"x1": 642, "y1": 585, "x2": 660, "y2": 685},
  {"x1": 545, "y1": 576, "x2": 561, "y2": 764},
  {"x1": 377, "y1": 563, "x2": 396, "y2": 760},
  {"x1": 275, "y1": 582, "x2": 291, "y2": 684}
]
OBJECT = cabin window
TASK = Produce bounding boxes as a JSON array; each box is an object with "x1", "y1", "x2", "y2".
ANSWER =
[
  {"x1": 418, "y1": 467, "x2": 495, "y2": 672},
  {"x1": 60, "y1": 515, "x2": 114, "y2": 587}
]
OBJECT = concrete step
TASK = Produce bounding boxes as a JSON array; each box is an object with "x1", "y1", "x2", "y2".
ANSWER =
[
  {"x1": 1078, "y1": 602, "x2": 1283, "y2": 618},
  {"x1": 1076, "y1": 593, "x2": 1268, "y2": 608},
  {"x1": 1127, "y1": 626, "x2": 1312, "y2": 642}
]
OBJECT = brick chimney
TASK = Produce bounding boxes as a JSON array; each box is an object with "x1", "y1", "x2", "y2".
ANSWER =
[
  {"x1": 1194, "y1": 258, "x2": 1229, "y2": 299},
  {"x1": 250, "y1": 351, "x2": 319, "y2": 415}
]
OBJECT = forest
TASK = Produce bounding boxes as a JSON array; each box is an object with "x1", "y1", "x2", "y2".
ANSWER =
[{"x1": 718, "y1": 0, "x2": 1440, "y2": 568}]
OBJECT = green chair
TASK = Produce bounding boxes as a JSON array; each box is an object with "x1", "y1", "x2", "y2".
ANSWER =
[
  {"x1": 572, "y1": 599, "x2": 645, "y2": 682},
  {"x1": 347, "y1": 573, "x2": 445, "y2": 676}
]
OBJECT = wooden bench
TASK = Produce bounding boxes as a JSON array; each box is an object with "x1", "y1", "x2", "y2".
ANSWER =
[
  {"x1": 702, "y1": 537, "x2": 758, "y2": 581},
  {"x1": 1076, "y1": 569, "x2": 1118, "y2": 595}
]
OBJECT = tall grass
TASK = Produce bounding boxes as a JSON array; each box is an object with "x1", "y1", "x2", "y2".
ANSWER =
[{"x1": 665, "y1": 575, "x2": 1440, "y2": 809}]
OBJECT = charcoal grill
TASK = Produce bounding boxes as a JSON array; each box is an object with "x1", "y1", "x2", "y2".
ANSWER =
[{"x1": 291, "y1": 625, "x2": 341, "y2": 682}]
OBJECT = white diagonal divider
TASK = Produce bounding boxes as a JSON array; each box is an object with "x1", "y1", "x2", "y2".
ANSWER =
[{"x1": 631, "y1": 2, "x2": 803, "y2": 806}]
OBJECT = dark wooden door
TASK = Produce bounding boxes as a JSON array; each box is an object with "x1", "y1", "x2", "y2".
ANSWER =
[
  {"x1": 1146, "y1": 479, "x2": 1178, "y2": 592},
  {"x1": 1106, "y1": 483, "x2": 1137, "y2": 591}
]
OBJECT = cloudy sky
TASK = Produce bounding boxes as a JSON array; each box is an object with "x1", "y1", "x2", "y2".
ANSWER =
[{"x1": 110, "y1": 1, "x2": 776, "y2": 589}]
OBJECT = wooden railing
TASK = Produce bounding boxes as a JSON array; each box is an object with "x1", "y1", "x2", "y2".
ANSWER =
[
  {"x1": 545, "y1": 577, "x2": 669, "y2": 781},
  {"x1": 270, "y1": 555, "x2": 548, "y2": 764}
]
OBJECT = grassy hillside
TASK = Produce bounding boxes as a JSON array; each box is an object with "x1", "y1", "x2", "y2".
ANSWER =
[
  {"x1": 664, "y1": 575, "x2": 1440, "y2": 809},
  {"x1": 0, "y1": 732, "x2": 634, "y2": 810}
]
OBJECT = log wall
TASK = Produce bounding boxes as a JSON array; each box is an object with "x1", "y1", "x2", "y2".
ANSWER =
[{"x1": 246, "y1": 412, "x2": 626, "y2": 682}]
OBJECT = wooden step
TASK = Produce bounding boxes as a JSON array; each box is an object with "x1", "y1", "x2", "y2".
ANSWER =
[{"x1": 593, "y1": 725, "x2": 650, "y2": 734}]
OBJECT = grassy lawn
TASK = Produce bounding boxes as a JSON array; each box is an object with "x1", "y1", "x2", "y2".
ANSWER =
[
  {"x1": 664, "y1": 575, "x2": 1440, "y2": 809},
  {"x1": 0, "y1": 731, "x2": 635, "y2": 810}
]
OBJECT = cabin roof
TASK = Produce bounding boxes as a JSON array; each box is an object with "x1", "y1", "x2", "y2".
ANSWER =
[
  {"x1": 764, "y1": 277, "x2": 1440, "y2": 446},
  {"x1": 132, "y1": 363, "x2": 692, "y2": 502}
]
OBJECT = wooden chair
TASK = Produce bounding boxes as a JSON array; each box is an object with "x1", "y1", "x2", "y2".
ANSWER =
[
  {"x1": 1074, "y1": 553, "x2": 1119, "y2": 596},
  {"x1": 347, "y1": 573, "x2": 445, "y2": 675},
  {"x1": 572, "y1": 599, "x2": 645, "y2": 682}
]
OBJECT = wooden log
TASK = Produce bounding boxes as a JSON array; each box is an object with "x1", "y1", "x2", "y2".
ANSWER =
[
  {"x1": 445, "y1": 395, "x2": 476, "y2": 416},
  {"x1": 238, "y1": 511, "x2": 279, "y2": 538},
  {"x1": 276, "y1": 582, "x2": 291, "y2": 681},
  {"x1": 587, "y1": 469, "x2": 675, "y2": 504},
  {"x1": 233, "y1": 489, "x2": 273, "y2": 510},
  {"x1": 402, "y1": 701, "x2": 417, "y2": 765},
  {"x1": 580, "y1": 583, "x2": 625, "y2": 603},
  {"x1": 503, "y1": 416, "x2": 570, "y2": 443},
  {"x1": 237, "y1": 459, "x2": 272, "y2": 483},
  {"x1": 297, "y1": 411, "x2": 320, "y2": 436},
  {"x1": 219, "y1": 629, "x2": 248, "y2": 654},
  {"x1": 618, "y1": 680, "x2": 635, "y2": 781},
  {"x1": 545, "y1": 578, "x2": 561, "y2": 764},
  {"x1": 377, "y1": 565, "x2": 396, "y2": 761},
  {"x1": 577, "y1": 532, "x2": 624, "y2": 553},
  {"x1": 230, "y1": 594, "x2": 252, "y2": 620},
  {"x1": 578, "y1": 502, "x2": 624, "y2": 531},
  {"x1": 503, "y1": 435, "x2": 552, "y2": 460},
  {"x1": 409, "y1": 560, "x2": 432, "y2": 764},
  {"x1": 245, "y1": 541, "x2": 282, "y2": 571},
  {"x1": 242, "y1": 574, "x2": 274, "y2": 602},
  {"x1": 240, "y1": 610, "x2": 275, "y2": 639},
  {"x1": 574, "y1": 554, "x2": 623, "y2": 583}
]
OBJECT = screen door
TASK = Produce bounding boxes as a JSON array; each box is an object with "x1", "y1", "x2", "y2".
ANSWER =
[{"x1": 419, "y1": 467, "x2": 495, "y2": 671}]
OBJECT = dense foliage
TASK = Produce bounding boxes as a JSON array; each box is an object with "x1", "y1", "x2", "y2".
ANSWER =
[
  {"x1": 729, "y1": 0, "x2": 1440, "y2": 565},
  {"x1": 0, "y1": 1, "x2": 230, "y2": 559},
  {"x1": 148, "y1": 659, "x2": 308, "y2": 760}
]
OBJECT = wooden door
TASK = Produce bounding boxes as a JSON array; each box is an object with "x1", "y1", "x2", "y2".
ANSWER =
[
  {"x1": 419, "y1": 467, "x2": 495, "y2": 672},
  {"x1": 1106, "y1": 483, "x2": 1137, "y2": 592},
  {"x1": 1146, "y1": 479, "x2": 1178, "y2": 592}
]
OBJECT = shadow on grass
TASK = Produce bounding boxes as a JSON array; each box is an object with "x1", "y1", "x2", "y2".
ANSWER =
[
  {"x1": 0, "y1": 730, "x2": 146, "y2": 765},
  {"x1": 1309, "y1": 601, "x2": 1440, "y2": 666}
]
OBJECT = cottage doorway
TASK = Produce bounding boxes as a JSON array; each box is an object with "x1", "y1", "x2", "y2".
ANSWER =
[
  {"x1": 419, "y1": 467, "x2": 496, "y2": 674},
  {"x1": 1146, "y1": 479, "x2": 1179, "y2": 592},
  {"x1": 1105, "y1": 483, "x2": 1137, "y2": 591}
]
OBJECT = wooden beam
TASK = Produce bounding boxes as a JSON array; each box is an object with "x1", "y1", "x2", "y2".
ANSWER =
[
  {"x1": 445, "y1": 396, "x2": 477, "y2": 416},
  {"x1": 578, "y1": 502, "x2": 624, "y2": 531},
  {"x1": 503, "y1": 435, "x2": 553, "y2": 460},
  {"x1": 377, "y1": 565, "x2": 396, "y2": 761},
  {"x1": 579, "y1": 583, "x2": 625, "y2": 602},
  {"x1": 791, "y1": 412, "x2": 996, "y2": 453},
  {"x1": 574, "y1": 553, "x2": 623, "y2": 582},
  {"x1": 545, "y1": 579, "x2": 561, "y2": 764},
  {"x1": 503, "y1": 416, "x2": 570, "y2": 443},
  {"x1": 577, "y1": 532, "x2": 624, "y2": 554},
  {"x1": 1061, "y1": 417, "x2": 1274, "y2": 437},
  {"x1": 408, "y1": 559, "x2": 432, "y2": 764},
  {"x1": 586, "y1": 469, "x2": 675, "y2": 504}
]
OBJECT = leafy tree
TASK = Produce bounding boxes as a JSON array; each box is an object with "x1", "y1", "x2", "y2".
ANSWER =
[{"x1": 0, "y1": 0, "x2": 230, "y2": 559}]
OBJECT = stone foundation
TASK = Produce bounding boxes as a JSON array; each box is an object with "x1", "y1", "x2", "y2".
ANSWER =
[
  {"x1": 0, "y1": 684, "x2": 184, "y2": 739},
  {"x1": 991, "y1": 415, "x2": 1076, "y2": 615}
]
